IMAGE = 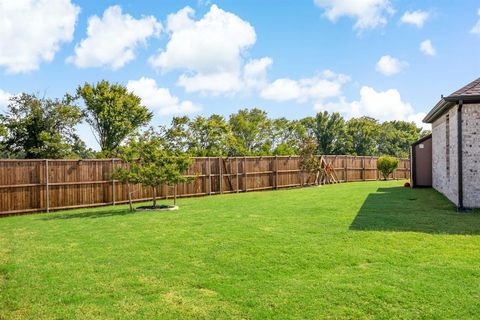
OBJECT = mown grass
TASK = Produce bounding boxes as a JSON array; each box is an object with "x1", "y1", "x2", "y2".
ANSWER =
[{"x1": 1, "y1": 181, "x2": 480, "y2": 319}]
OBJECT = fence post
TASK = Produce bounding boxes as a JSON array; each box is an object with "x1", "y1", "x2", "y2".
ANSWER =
[
  {"x1": 275, "y1": 156, "x2": 278, "y2": 189},
  {"x1": 362, "y1": 157, "x2": 365, "y2": 181},
  {"x1": 244, "y1": 156, "x2": 247, "y2": 192},
  {"x1": 208, "y1": 157, "x2": 212, "y2": 195},
  {"x1": 299, "y1": 156, "x2": 303, "y2": 187},
  {"x1": 219, "y1": 157, "x2": 223, "y2": 194},
  {"x1": 45, "y1": 159, "x2": 49, "y2": 213},
  {"x1": 112, "y1": 159, "x2": 116, "y2": 205},
  {"x1": 344, "y1": 156, "x2": 348, "y2": 182},
  {"x1": 236, "y1": 157, "x2": 240, "y2": 193}
]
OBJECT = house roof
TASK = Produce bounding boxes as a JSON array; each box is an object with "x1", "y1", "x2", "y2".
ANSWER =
[
  {"x1": 411, "y1": 134, "x2": 432, "y2": 147},
  {"x1": 447, "y1": 77, "x2": 480, "y2": 98},
  {"x1": 423, "y1": 77, "x2": 480, "y2": 123}
]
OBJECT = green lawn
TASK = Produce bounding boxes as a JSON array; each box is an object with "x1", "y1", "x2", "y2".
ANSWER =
[{"x1": 1, "y1": 181, "x2": 480, "y2": 319}]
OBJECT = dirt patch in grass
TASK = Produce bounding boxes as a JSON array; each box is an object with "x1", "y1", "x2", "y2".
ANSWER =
[{"x1": 135, "y1": 205, "x2": 179, "y2": 211}]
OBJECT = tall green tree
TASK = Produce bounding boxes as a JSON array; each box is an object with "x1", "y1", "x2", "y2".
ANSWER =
[
  {"x1": 299, "y1": 116, "x2": 316, "y2": 139},
  {"x1": 77, "y1": 80, "x2": 152, "y2": 157},
  {"x1": 0, "y1": 122, "x2": 8, "y2": 157},
  {"x1": 229, "y1": 108, "x2": 272, "y2": 155},
  {"x1": 159, "y1": 116, "x2": 190, "y2": 152},
  {"x1": 0, "y1": 93, "x2": 83, "y2": 158},
  {"x1": 378, "y1": 121, "x2": 421, "y2": 158},
  {"x1": 314, "y1": 111, "x2": 350, "y2": 155},
  {"x1": 346, "y1": 117, "x2": 381, "y2": 156},
  {"x1": 188, "y1": 115, "x2": 234, "y2": 156},
  {"x1": 271, "y1": 118, "x2": 306, "y2": 155},
  {"x1": 71, "y1": 135, "x2": 97, "y2": 159}
]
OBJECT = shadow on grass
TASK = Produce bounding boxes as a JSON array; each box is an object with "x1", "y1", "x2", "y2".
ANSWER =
[
  {"x1": 38, "y1": 208, "x2": 137, "y2": 220},
  {"x1": 350, "y1": 186, "x2": 480, "y2": 235}
]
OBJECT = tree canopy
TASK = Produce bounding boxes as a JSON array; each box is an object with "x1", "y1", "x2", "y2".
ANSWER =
[
  {"x1": 114, "y1": 129, "x2": 193, "y2": 209},
  {"x1": 0, "y1": 81, "x2": 428, "y2": 159},
  {"x1": 347, "y1": 117, "x2": 382, "y2": 156},
  {"x1": 0, "y1": 93, "x2": 83, "y2": 159},
  {"x1": 77, "y1": 80, "x2": 152, "y2": 157},
  {"x1": 313, "y1": 111, "x2": 351, "y2": 155}
]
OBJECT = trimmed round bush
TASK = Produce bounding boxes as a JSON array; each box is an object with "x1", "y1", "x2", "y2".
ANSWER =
[{"x1": 377, "y1": 156, "x2": 399, "y2": 180}]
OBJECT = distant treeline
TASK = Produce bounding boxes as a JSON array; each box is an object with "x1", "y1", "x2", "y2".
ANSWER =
[{"x1": 0, "y1": 81, "x2": 429, "y2": 160}]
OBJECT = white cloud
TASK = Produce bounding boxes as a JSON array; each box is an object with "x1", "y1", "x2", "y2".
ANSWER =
[
  {"x1": 400, "y1": 10, "x2": 429, "y2": 28},
  {"x1": 165, "y1": 6, "x2": 195, "y2": 33},
  {"x1": 149, "y1": 5, "x2": 259, "y2": 95},
  {"x1": 470, "y1": 9, "x2": 480, "y2": 35},
  {"x1": 127, "y1": 77, "x2": 200, "y2": 116},
  {"x1": 68, "y1": 6, "x2": 161, "y2": 69},
  {"x1": 261, "y1": 71, "x2": 350, "y2": 103},
  {"x1": 375, "y1": 55, "x2": 408, "y2": 76},
  {"x1": 0, "y1": 0, "x2": 79, "y2": 74},
  {"x1": 407, "y1": 112, "x2": 430, "y2": 130},
  {"x1": 150, "y1": 5, "x2": 255, "y2": 73},
  {"x1": 350, "y1": 87, "x2": 413, "y2": 120},
  {"x1": 313, "y1": 0, "x2": 394, "y2": 30},
  {"x1": 243, "y1": 57, "x2": 273, "y2": 90},
  {"x1": 0, "y1": 89, "x2": 12, "y2": 110},
  {"x1": 420, "y1": 40, "x2": 436, "y2": 56},
  {"x1": 315, "y1": 86, "x2": 429, "y2": 129},
  {"x1": 174, "y1": 57, "x2": 273, "y2": 95},
  {"x1": 261, "y1": 79, "x2": 302, "y2": 102},
  {"x1": 177, "y1": 72, "x2": 244, "y2": 95}
]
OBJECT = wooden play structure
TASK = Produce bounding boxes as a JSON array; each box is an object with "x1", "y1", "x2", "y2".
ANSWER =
[{"x1": 318, "y1": 156, "x2": 340, "y2": 185}]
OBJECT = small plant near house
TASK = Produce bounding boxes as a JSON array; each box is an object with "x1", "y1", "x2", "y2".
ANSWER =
[
  {"x1": 113, "y1": 129, "x2": 193, "y2": 211},
  {"x1": 377, "y1": 156, "x2": 399, "y2": 180}
]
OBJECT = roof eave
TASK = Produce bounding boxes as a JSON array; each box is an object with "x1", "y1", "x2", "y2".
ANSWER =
[
  {"x1": 422, "y1": 95, "x2": 480, "y2": 123},
  {"x1": 423, "y1": 99, "x2": 453, "y2": 123},
  {"x1": 444, "y1": 95, "x2": 480, "y2": 103}
]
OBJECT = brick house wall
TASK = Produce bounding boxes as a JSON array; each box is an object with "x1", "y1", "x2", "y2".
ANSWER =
[
  {"x1": 462, "y1": 104, "x2": 480, "y2": 208},
  {"x1": 432, "y1": 106, "x2": 459, "y2": 205},
  {"x1": 432, "y1": 103, "x2": 480, "y2": 208}
]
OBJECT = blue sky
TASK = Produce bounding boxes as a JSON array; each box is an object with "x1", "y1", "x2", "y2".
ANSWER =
[{"x1": 1, "y1": 0, "x2": 479, "y2": 149}]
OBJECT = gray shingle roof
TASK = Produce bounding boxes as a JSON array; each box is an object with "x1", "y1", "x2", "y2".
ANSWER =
[
  {"x1": 423, "y1": 77, "x2": 480, "y2": 123},
  {"x1": 447, "y1": 77, "x2": 480, "y2": 98}
]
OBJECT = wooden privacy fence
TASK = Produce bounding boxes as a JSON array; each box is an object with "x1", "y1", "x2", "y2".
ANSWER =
[{"x1": 0, "y1": 156, "x2": 410, "y2": 215}]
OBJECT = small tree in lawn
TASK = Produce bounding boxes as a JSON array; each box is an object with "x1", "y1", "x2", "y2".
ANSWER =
[
  {"x1": 298, "y1": 138, "x2": 322, "y2": 185},
  {"x1": 150, "y1": 150, "x2": 192, "y2": 207},
  {"x1": 114, "y1": 130, "x2": 193, "y2": 210},
  {"x1": 112, "y1": 139, "x2": 142, "y2": 212},
  {"x1": 377, "y1": 156, "x2": 399, "y2": 180},
  {"x1": 138, "y1": 130, "x2": 193, "y2": 208}
]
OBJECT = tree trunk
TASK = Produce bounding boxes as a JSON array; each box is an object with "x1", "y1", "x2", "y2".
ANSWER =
[
  {"x1": 152, "y1": 186, "x2": 157, "y2": 207},
  {"x1": 127, "y1": 182, "x2": 133, "y2": 212}
]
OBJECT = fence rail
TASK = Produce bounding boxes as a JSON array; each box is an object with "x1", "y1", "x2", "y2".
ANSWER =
[{"x1": 0, "y1": 156, "x2": 410, "y2": 215}]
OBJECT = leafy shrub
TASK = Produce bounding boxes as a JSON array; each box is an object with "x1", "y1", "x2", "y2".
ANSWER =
[
  {"x1": 298, "y1": 138, "x2": 321, "y2": 185},
  {"x1": 377, "y1": 156, "x2": 399, "y2": 180}
]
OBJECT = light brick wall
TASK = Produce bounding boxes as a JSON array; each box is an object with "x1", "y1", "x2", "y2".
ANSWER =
[
  {"x1": 432, "y1": 106, "x2": 459, "y2": 206},
  {"x1": 432, "y1": 103, "x2": 480, "y2": 208},
  {"x1": 462, "y1": 104, "x2": 480, "y2": 208}
]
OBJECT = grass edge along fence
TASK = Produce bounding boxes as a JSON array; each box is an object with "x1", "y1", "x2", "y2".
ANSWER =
[{"x1": 0, "y1": 156, "x2": 410, "y2": 216}]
